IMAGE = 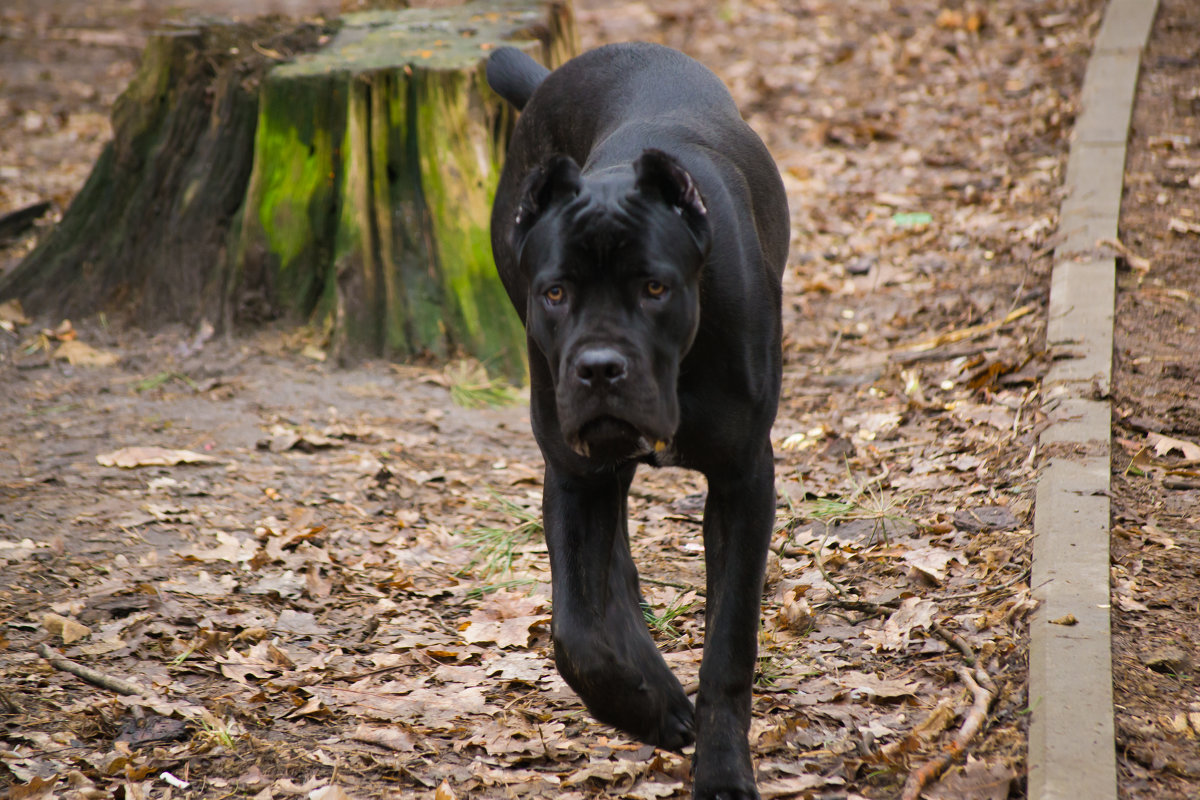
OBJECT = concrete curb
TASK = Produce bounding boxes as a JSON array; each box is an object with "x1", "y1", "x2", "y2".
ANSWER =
[{"x1": 1028, "y1": 2, "x2": 1158, "y2": 799}]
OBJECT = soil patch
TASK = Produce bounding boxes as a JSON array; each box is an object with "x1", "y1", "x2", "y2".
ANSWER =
[{"x1": 1112, "y1": 0, "x2": 1200, "y2": 796}]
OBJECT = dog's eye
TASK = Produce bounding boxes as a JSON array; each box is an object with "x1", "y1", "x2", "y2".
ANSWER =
[
  {"x1": 544, "y1": 285, "x2": 565, "y2": 304},
  {"x1": 645, "y1": 280, "x2": 667, "y2": 298}
]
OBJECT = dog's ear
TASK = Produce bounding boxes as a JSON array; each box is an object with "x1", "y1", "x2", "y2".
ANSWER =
[
  {"x1": 513, "y1": 155, "x2": 582, "y2": 254},
  {"x1": 634, "y1": 149, "x2": 709, "y2": 252}
]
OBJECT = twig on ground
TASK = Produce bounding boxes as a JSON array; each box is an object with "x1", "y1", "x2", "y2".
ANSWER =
[
  {"x1": 899, "y1": 665, "x2": 995, "y2": 800},
  {"x1": 819, "y1": 597, "x2": 894, "y2": 617},
  {"x1": 642, "y1": 575, "x2": 700, "y2": 594},
  {"x1": 37, "y1": 643, "x2": 154, "y2": 697},
  {"x1": 900, "y1": 304, "x2": 1035, "y2": 353},
  {"x1": 928, "y1": 566, "x2": 1031, "y2": 602},
  {"x1": 930, "y1": 621, "x2": 975, "y2": 664},
  {"x1": 819, "y1": 596, "x2": 1001, "y2": 795}
]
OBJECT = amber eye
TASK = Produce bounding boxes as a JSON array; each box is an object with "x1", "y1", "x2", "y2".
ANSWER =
[
  {"x1": 645, "y1": 280, "x2": 667, "y2": 298},
  {"x1": 544, "y1": 285, "x2": 565, "y2": 304}
]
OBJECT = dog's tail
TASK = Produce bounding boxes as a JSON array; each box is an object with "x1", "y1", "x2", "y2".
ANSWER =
[{"x1": 486, "y1": 47, "x2": 550, "y2": 111}]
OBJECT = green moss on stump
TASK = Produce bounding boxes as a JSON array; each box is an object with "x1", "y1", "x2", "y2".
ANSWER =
[{"x1": 234, "y1": 0, "x2": 577, "y2": 379}]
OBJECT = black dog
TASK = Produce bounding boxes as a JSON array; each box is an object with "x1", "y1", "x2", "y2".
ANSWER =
[{"x1": 487, "y1": 42, "x2": 788, "y2": 800}]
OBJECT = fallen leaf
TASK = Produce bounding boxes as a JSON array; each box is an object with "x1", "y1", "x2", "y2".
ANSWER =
[
  {"x1": 54, "y1": 339, "x2": 119, "y2": 366},
  {"x1": 307, "y1": 684, "x2": 492, "y2": 728},
  {"x1": 835, "y1": 670, "x2": 920, "y2": 701},
  {"x1": 778, "y1": 589, "x2": 814, "y2": 632},
  {"x1": 485, "y1": 651, "x2": 552, "y2": 684},
  {"x1": 43, "y1": 318, "x2": 76, "y2": 341},
  {"x1": 865, "y1": 597, "x2": 937, "y2": 651},
  {"x1": 460, "y1": 615, "x2": 549, "y2": 648},
  {"x1": 434, "y1": 780, "x2": 457, "y2": 800},
  {"x1": 42, "y1": 612, "x2": 91, "y2": 643},
  {"x1": 0, "y1": 298, "x2": 31, "y2": 325},
  {"x1": 1147, "y1": 431, "x2": 1200, "y2": 461},
  {"x1": 623, "y1": 779, "x2": 686, "y2": 799},
  {"x1": 349, "y1": 724, "x2": 416, "y2": 752},
  {"x1": 1049, "y1": 614, "x2": 1078, "y2": 626},
  {"x1": 97, "y1": 446, "x2": 220, "y2": 468},
  {"x1": 309, "y1": 785, "x2": 357, "y2": 800},
  {"x1": 274, "y1": 609, "x2": 326, "y2": 636},
  {"x1": 182, "y1": 531, "x2": 258, "y2": 564},
  {"x1": 760, "y1": 774, "x2": 846, "y2": 798},
  {"x1": 926, "y1": 756, "x2": 1015, "y2": 800},
  {"x1": 953, "y1": 505, "x2": 1020, "y2": 532},
  {"x1": 903, "y1": 545, "x2": 963, "y2": 584},
  {"x1": 1168, "y1": 216, "x2": 1200, "y2": 235},
  {"x1": 306, "y1": 565, "x2": 333, "y2": 598},
  {"x1": 5, "y1": 775, "x2": 58, "y2": 800}
]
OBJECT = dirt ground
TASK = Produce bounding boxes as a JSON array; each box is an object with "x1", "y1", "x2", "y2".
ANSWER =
[
  {"x1": 1111, "y1": 0, "x2": 1200, "y2": 797},
  {"x1": 2, "y1": 0, "x2": 1195, "y2": 798}
]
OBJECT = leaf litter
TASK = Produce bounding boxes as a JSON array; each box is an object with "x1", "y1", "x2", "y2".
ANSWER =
[{"x1": 0, "y1": 0, "x2": 1110, "y2": 797}]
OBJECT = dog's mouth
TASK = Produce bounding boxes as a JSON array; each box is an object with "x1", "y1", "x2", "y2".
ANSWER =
[{"x1": 569, "y1": 415, "x2": 665, "y2": 461}]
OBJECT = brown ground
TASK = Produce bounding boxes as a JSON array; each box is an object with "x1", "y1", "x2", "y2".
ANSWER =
[
  {"x1": 1112, "y1": 0, "x2": 1200, "y2": 797},
  {"x1": 2, "y1": 0, "x2": 1193, "y2": 799}
]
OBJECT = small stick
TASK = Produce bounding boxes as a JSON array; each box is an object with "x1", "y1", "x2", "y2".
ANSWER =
[
  {"x1": 899, "y1": 666, "x2": 995, "y2": 800},
  {"x1": 931, "y1": 622, "x2": 975, "y2": 664},
  {"x1": 642, "y1": 576, "x2": 699, "y2": 593},
  {"x1": 37, "y1": 643, "x2": 154, "y2": 697}
]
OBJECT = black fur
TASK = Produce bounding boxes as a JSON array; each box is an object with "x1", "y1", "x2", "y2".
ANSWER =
[{"x1": 488, "y1": 43, "x2": 788, "y2": 800}]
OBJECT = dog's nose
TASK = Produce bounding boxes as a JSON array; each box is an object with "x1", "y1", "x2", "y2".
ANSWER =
[{"x1": 574, "y1": 348, "x2": 628, "y2": 387}]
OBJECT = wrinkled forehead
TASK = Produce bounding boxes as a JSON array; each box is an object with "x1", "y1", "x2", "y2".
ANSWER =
[{"x1": 556, "y1": 186, "x2": 699, "y2": 274}]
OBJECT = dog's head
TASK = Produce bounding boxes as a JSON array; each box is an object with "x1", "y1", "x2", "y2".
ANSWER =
[{"x1": 512, "y1": 149, "x2": 711, "y2": 462}]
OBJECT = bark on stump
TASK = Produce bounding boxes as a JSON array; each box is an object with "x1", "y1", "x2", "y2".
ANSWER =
[{"x1": 0, "y1": 1, "x2": 576, "y2": 379}]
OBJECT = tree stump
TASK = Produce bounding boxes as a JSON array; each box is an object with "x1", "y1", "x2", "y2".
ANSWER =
[{"x1": 0, "y1": 1, "x2": 576, "y2": 379}]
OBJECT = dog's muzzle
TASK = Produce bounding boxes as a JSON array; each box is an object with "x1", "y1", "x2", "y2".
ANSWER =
[{"x1": 559, "y1": 346, "x2": 672, "y2": 461}]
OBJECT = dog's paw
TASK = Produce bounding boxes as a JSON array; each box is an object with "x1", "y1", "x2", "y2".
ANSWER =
[
  {"x1": 554, "y1": 633, "x2": 695, "y2": 750},
  {"x1": 582, "y1": 667, "x2": 695, "y2": 751},
  {"x1": 650, "y1": 686, "x2": 695, "y2": 751},
  {"x1": 695, "y1": 791, "x2": 758, "y2": 800},
  {"x1": 692, "y1": 775, "x2": 759, "y2": 800},
  {"x1": 691, "y1": 740, "x2": 758, "y2": 800}
]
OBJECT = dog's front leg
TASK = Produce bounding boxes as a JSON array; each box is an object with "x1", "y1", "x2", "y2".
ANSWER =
[
  {"x1": 694, "y1": 444, "x2": 775, "y2": 800},
  {"x1": 542, "y1": 462, "x2": 696, "y2": 750}
]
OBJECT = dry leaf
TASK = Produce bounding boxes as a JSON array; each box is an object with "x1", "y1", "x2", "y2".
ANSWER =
[
  {"x1": 306, "y1": 565, "x2": 333, "y2": 598},
  {"x1": 42, "y1": 612, "x2": 91, "y2": 643},
  {"x1": 902, "y1": 545, "x2": 963, "y2": 585},
  {"x1": 865, "y1": 597, "x2": 937, "y2": 651},
  {"x1": 778, "y1": 589, "x2": 814, "y2": 632},
  {"x1": 1168, "y1": 216, "x2": 1200, "y2": 235},
  {"x1": 434, "y1": 780, "x2": 457, "y2": 800},
  {"x1": 349, "y1": 724, "x2": 416, "y2": 752},
  {"x1": 460, "y1": 615, "x2": 549, "y2": 648},
  {"x1": 44, "y1": 318, "x2": 76, "y2": 341},
  {"x1": 835, "y1": 670, "x2": 920, "y2": 701},
  {"x1": 0, "y1": 298, "x2": 31, "y2": 326},
  {"x1": 309, "y1": 785, "x2": 357, "y2": 800},
  {"x1": 54, "y1": 339, "x2": 119, "y2": 366},
  {"x1": 307, "y1": 684, "x2": 491, "y2": 728},
  {"x1": 926, "y1": 756, "x2": 1015, "y2": 800},
  {"x1": 97, "y1": 447, "x2": 219, "y2": 468},
  {"x1": 1147, "y1": 431, "x2": 1200, "y2": 461}
]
